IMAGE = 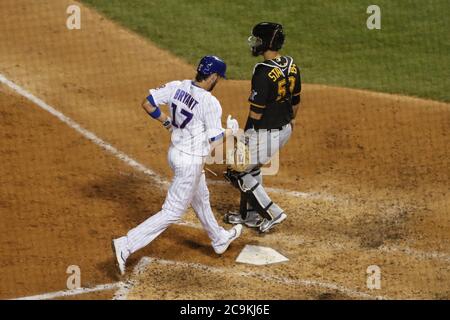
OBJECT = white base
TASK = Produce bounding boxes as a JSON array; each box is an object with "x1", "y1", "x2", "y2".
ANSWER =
[{"x1": 236, "y1": 245, "x2": 289, "y2": 266}]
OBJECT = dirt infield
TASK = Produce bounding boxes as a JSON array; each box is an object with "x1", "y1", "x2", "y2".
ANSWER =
[{"x1": 1, "y1": 0, "x2": 449, "y2": 300}]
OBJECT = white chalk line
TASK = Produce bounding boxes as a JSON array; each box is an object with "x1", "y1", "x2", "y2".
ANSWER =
[
  {"x1": 11, "y1": 282, "x2": 122, "y2": 300},
  {"x1": 207, "y1": 179, "x2": 338, "y2": 202},
  {"x1": 1, "y1": 74, "x2": 448, "y2": 300},
  {"x1": 113, "y1": 257, "x2": 151, "y2": 300},
  {"x1": 113, "y1": 257, "x2": 389, "y2": 300},
  {"x1": 379, "y1": 245, "x2": 450, "y2": 263}
]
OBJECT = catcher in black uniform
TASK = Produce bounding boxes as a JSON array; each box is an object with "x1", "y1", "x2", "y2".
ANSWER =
[{"x1": 224, "y1": 22, "x2": 302, "y2": 232}]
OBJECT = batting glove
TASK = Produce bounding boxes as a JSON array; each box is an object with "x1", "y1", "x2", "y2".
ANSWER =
[
  {"x1": 226, "y1": 115, "x2": 239, "y2": 136},
  {"x1": 162, "y1": 118, "x2": 173, "y2": 132}
]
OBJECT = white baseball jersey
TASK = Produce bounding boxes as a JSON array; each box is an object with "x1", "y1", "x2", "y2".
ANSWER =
[
  {"x1": 149, "y1": 80, "x2": 224, "y2": 156},
  {"x1": 122, "y1": 80, "x2": 233, "y2": 256}
]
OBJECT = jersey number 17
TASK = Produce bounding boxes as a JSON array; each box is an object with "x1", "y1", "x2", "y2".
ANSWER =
[{"x1": 171, "y1": 103, "x2": 193, "y2": 129}]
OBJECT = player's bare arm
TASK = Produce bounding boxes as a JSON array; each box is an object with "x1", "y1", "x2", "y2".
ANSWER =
[{"x1": 290, "y1": 101, "x2": 300, "y2": 131}]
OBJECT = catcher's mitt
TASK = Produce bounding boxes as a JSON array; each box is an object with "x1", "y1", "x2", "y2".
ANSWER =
[{"x1": 226, "y1": 135, "x2": 251, "y2": 172}]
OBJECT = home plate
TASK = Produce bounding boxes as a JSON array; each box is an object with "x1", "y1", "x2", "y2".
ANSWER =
[{"x1": 236, "y1": 245, "x2": 289, "y2": 265}]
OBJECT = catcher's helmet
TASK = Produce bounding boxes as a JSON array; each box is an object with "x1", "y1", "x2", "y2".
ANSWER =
[
  {"x1": 197, "y1": 55, "x2": 227, "y2": 78},
  {"x1": 248, "y1": 22, "x2": 285, "y2": 56}
]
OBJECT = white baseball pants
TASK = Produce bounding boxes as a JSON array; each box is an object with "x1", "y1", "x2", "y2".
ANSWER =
[{"x1": 125, "y1": 146, "x2": 230, "y2": 254}]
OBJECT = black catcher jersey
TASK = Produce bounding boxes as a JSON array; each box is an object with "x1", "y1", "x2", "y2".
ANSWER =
[{"x1": 245, "y1": 56, "x2": 301, "y2": 130}]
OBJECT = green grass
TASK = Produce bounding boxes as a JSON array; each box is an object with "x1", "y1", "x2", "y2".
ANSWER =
[{"x1": 81, "y1": 0, "x2": 450, "y2": 102}]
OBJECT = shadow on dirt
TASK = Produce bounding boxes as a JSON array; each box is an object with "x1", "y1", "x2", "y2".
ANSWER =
[
  {"x1": 80, "y1": 171, "x2": 166, "y2": 229},
  {"x1": 350, "y1": 203, "x2": 416, "y2": 248}
]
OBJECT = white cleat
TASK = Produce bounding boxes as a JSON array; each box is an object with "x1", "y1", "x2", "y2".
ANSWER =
[
  {"x1": 224, "y1": 211, "x2": 264, "y2": 228},
  {"x1": 213, "y1": 224, "x2": 243, "y2": 255},
  {"x1": 259, "y1": 213, "x2": 287, "y2": 233},
  {"x1": 111, "y1": 237, "x2": 128, "y2": 276}
]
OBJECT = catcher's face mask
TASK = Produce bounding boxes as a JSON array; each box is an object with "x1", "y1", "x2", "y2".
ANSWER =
[
  {"x1": 248, "y1": 35, "x2": 262, "y2": 48},
  {"x1": 247, "y1": 35, "x2": 265, "y2": 57},
  {"x1": 248, "y1": 35, "x2": 264, "y2": 56}
]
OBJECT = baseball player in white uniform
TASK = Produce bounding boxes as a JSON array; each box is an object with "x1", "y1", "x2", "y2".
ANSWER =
[{"x1": 112, "y1": 56, "x2": 242, "y2": 275}]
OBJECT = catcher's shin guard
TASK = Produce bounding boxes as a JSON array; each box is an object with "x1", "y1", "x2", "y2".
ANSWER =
[
  {"x1": 246, "y1": 167, "x2": 262, "y2": 213},
  {"x1": 238, "y1": 173, "x2": 283, "y2": 220},
  {"x1": 239, "y1": 191, "x2": 248, "y2": 219},
  {"x1": 224, "y1": 169, "x2": 257, "y2": 222}
]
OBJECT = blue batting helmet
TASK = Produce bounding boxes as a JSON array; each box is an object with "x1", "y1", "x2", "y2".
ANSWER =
[{"x1": 197, "y1": 55, "x2": 227, "y2": 78}]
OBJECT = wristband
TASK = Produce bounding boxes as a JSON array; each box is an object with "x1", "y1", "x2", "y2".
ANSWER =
[
  {"x1": 146, "y1": 95, "x2": 157, "y2": 107},
  {"x1": 148, "y1": 107, "x2": 161, "y2": 119},
  {"x1": 210, "y1": 131, "x2": 224, "y2": 142}
]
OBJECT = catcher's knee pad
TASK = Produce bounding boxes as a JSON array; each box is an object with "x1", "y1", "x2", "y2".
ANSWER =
[
  {"x1": 238, "y1": 173, "x2": 283, "y2": 220},
  {"x1": 224, "y1": 168, "x2": 246, "y2": 189},
  {"x1": 250, "y1": 167, "x2": 262, "y2": 184}
]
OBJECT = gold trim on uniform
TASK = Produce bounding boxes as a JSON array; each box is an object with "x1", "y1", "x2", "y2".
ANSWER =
[
  {"x1": 249, "y1": 110, "x2": 263, "y2": 120},
  {"x1": 250, "y1": 102, "x2": 266, "y2": 109}
]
